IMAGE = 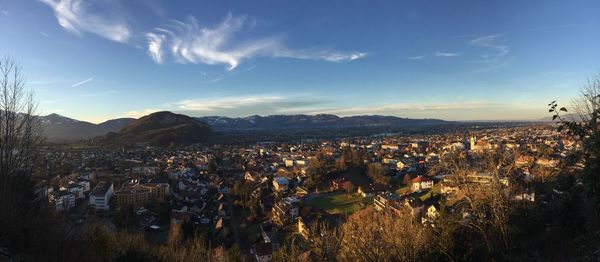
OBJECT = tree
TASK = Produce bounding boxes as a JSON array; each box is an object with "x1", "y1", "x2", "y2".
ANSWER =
[
  {"x1": 550, "y1": 76, "x2": 600, "y2": 212},
  {"x1": 0, "y1": 56, "x2": 60, "y2": 260},
  {"x1": 367, "y1": 163, "x2": 390, "y2": 185},
  {"x1": 338, "y1": 207, "x2": 432, "y2": 261},
  {"x1": 402, "y1": 173, "x2": 412, "y2": 187},
  {"x1": 335, "y1": 154, "x2": 347, "y2": 172},
  {"x1": 208, "y1": 159, "x2": 218, "y2": 174},
  {"x1": 342, "y1": 180, "x2": 355, "y2": 194},
  {"x1": 435, "y1": 150, "x2": 515, "y2": 259},
  {"x1": 307, "y1": 152, "x2": 329, "y2": 186}
]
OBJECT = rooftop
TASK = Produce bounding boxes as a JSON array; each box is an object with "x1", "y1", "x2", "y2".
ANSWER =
[{"x1": 91, "y1": 182, "x2": 113, "y2": 197}]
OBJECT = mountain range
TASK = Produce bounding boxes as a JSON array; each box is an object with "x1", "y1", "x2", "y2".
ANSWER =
[
  {"x1": 40, "y1": 112, "x2": 450, "y2": 142},
  {"x1": 196, "y1": 114, "x2": 449, "y2": 131},
  {"x1": 41, "y1": 113, "x2": 135, "y2": 141}
]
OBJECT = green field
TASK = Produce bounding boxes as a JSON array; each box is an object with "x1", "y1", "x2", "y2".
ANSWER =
[{"x1": 307, "y1": 192, "x2": 374, "y2": 215}]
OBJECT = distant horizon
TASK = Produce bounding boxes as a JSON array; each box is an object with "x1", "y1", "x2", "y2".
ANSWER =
[{"x1": 43, "y1": 110, "x2": 551, "y2": 125}]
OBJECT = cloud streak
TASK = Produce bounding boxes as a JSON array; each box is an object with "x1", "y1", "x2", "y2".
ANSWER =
[
  {"x1": 435, "y1": 51, "x2": 460, "y2": 57},
  {"x1": 39, "y1": 0, "x2": 131, "y2": 43},
  {"x1": 146, "y1": 14, "x2": 367, "y2": 70},
  {"x1": 71, "y1": 77, "x2": 93, "y2": 87},
  {"x1": 470, "y1": 34, "x2": 509, "y2": 58},
  {"x1": 172, "y1": 96, "x2": 289, "y2": 111}
]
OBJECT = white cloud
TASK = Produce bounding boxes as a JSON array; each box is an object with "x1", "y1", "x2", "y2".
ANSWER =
[
  {"x1": 126, "y1": 108, "x2": 162, "y2": 118},
  {"x1": 146, "y1": 14, "x2": 366, "y2": 70},
  {"x1": 146, "y1": 32, "x2": 165, "y2": 63},
  {"x1": 408, "y1": 55, "x2": 426, "y2": 60},
  {"x1": 71, "y1": 77, "x2": 93, "y2": 87},
  {"x1": 39, "y1": 0, "x2": 131, "y2": 43},
  {"x1": 470, "y1": 34, "x2": 509, "y2": 58},
  {"x1": 172, "y1": 96, "x2": 285, "y2": 111},
  {"x1": 435, "y1": 52, "x2": 460, "y2": 57}
]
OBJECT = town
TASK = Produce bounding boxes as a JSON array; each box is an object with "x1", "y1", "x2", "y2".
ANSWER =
[{"x1": 42, "y1": 123, "x2": 574, "y2": 261}]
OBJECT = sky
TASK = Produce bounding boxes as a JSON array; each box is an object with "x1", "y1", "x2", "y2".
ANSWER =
[{"x1": 0, "y1": 0, "x2": 599, "y2": 123}]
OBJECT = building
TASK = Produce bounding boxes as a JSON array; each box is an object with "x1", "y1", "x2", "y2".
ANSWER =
[
  {"x1": 253, "y1": 242, "x2": 273, "y2": 262},
  {"x1": 411, "y1": 176, "x2": 434, "y2": 192},
  {"x1": 49, "y1": 190, "x2": 76, "y2": 211},
  {"x1": 374, "y1": 192, "x2": 402, "y2": 212},
  {"x1": 65, "y1": 183, "x2": 85, "y2": 199},
  {"x1": 74, "y1": 178, "x2": 91, "y2": 192},
  {"x1": 357, "y1": 184, "x2": 387, "y2": 197},
  {"x1": 141, "y1": 182, "x2": 170, "y2": 202},
  {"x1": 113, "y1": 187, "x2": 151, "y2": 207},
  {"x1": 273, "y1": 177, "x2": 289, "y2": 192},
  {"x1": 297, "y1": 217, "x2": 311, "y2": 239},
  {"x1": 89, "y1": 182, "x2": 113, "y2": 210},
  {"x1": 272, "y1": 200, "x2": 298, "y2": 226}
]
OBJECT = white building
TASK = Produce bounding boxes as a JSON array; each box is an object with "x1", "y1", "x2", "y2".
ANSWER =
[
  {"x1": 50, "y1": 190, "x2": 76, "y2": 211},
  {"x1": 66, "y1": 183, "x2": 85, "y2": 199},
  {"x1": 75, "y1": 179, "x2": 91, "y2": 192},
  {"x1": 89, "y1": 182, "x2": 113, "y2": 210}
]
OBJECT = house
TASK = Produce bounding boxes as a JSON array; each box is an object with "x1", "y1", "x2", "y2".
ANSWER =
[
  {"x1": 273, "y1": 177, "x2": 289, "y2": 192},
  {"x1": 404, "y1": 197, "x2": 424, "y2": 217},
  {"x1": 272, "y1": 200, "x2": 298, "y2": 226},
  {"x1": 253, "y1": 242, "x2": 273, "y2": 262},
  {"x1": 295, "y1": 186, "x2": 309, "y2": 197},
  {"x1": 374, "y1": 192, "x2": 402, "y2": 212},
  {"x1": 515, "y1": 155, "x2": 534, "y2": 167},
  {"x1": 411, "y1": 176, "x2": 434, "y2": 192},
  {"x1": 536, "y1": 157, "x2": 559, "y2": 167},
  {"x1": 357, "y1": 184, "x2": 387, "y2": 197},
  {"x1": 421, "y1": 202, "x2": 440, "y2": 226},
  {"x1": 244, "y1": 171, "x2": 257, "y2": 182},
  {"x1": 89, "y1": 182, "x2": 113, "y2": 210},
  {"x1": 297, "y1": 217, "x2": 311, "y2": 239}
]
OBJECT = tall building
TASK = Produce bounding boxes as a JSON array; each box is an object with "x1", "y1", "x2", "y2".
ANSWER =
[{"x1": 89, "y1": 182, "x2": 114, "y2": 211}]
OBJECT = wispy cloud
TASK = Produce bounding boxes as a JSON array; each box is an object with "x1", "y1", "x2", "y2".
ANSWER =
[
  {"x1": 435, "y1": 51, "x2": 460, "y2": 57},
  {"x1": 408, "y1": 55, "x2": 426, "y2": 60},
  {"x1": 172, "y1": 96, "x2": 287, "y2": 112},
  {"x1": 146, "y1": 14, "x2": 367, "y2": 70},
  {"x1": 470, "y1": 34, "x2": 509, "y2": 58},
  {"x1": 71, "y1": 77, "x2": 93, "y2": 87},
  {"x1": 39, "y1": 0, "x2": 131, "y2": 43}
]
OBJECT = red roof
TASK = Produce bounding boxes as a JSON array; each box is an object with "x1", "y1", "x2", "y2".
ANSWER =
[{"x1": 412, "y1": 176, "x2": 432, "y2": 183}]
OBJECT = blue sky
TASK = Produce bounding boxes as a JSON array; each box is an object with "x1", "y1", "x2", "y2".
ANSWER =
[{"x1": 0, "y1": 0, "x2": 599, "y2": 123}]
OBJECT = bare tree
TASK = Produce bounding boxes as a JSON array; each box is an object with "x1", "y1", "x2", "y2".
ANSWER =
[
  {"x1": 338, "y1": 207, "x2": 432, "y2": 261},
  {"x1": 0, "y1": 55, "x2": 43, "y2": 177},
  {"x1": 436, "y1": 149, "x2": 515, "y2": 258},
  {"x1": 0, "y1": 56, "x2": 50, "y2": 260},
  {"x1": 551, "y1": 74, "x2": 600, "y2": 212}
]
